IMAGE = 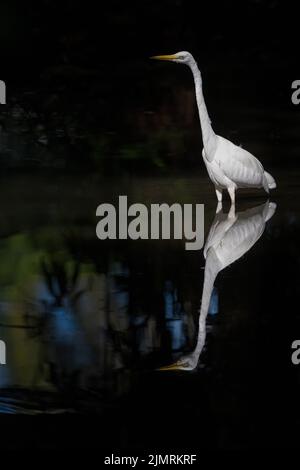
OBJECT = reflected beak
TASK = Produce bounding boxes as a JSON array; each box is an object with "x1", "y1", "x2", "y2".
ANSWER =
[
  {"x1": 157, "y1": 362, "x2": 181, "y2": 371},
  {"x1": 150, "y1": 54, "x2": 177, "y2": 61}
]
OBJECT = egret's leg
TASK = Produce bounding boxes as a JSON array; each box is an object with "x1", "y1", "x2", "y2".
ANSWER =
[
  {"x1": 228, "y1": 203, "x2": 236, "y2": 219},
  {"x1": 216, "y1": 201, "x2": 222, "y2": 214},
  {"x1": 215, "y1": 187, "x2": 222, "y2": 202},
  {"x1": 228, "y1": 186, "x2": 236, "y2": 205}
]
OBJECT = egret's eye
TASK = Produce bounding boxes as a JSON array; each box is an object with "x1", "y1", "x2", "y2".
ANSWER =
[{"x1": 178, "y1": 55, "x2": 184, "y2": 60}]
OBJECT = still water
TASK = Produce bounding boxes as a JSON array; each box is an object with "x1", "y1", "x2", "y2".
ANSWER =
[{"x1": 0, "y1": 172, "x2": 299, "y2": 449}]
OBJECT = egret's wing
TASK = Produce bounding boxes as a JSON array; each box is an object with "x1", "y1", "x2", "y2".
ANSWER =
[
  {"x1": 215, "y1": 202, "x2": 273, "y2": 267},
  {"x1": 218, "y1": 139, "x2": 264, "y2": 187},
  {"x1": 203, "y1": 211, "x2": 236, "y2": 258}
]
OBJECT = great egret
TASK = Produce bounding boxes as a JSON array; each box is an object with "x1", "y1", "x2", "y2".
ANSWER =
[
  {"x1": 151, "y1": 52, "x2": 276, "y2": 204},
  {"x1": 159, "y1": 200, "x2": 276, "y2": 371}
]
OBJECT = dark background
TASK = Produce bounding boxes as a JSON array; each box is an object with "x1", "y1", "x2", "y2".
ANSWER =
[
  {"x1": 0, "y1": 0, "x2": 300, "y2": 453},
  {"x1": 0, "y1": 0, "x2": 299, "y2": 173}
]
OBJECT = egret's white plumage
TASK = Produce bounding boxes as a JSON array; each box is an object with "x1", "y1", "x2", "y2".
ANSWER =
[
  {"x1": 159, "y1": 201, "x2": 276, "y2": 371},
  {"x1": 151, "y1": 51, "x2": 276, "y2": 204}
]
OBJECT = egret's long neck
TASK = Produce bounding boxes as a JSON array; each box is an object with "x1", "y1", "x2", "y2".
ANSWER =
[{"x1": 190, "y1": 61, "x2": 217, "y2": 158}]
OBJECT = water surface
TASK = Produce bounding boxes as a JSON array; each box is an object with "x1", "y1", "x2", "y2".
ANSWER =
[{"x1": 0, "y1": 172, "x2": 299, "y2": 449}]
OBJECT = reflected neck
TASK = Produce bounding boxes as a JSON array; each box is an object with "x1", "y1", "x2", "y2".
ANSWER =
[{"x1": 198, "y1": 250, "x2": 221, "y2": 332}]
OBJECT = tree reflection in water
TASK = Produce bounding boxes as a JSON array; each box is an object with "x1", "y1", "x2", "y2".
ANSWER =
[{"x1": 0, "y1": 199, "x2": 277, "y2": 412}]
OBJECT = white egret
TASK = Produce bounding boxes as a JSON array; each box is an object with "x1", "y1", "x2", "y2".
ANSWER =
[
  {"x1": 159, "y1": 200, "x2": 276, "y2": 371},
  {"x1": 151, "y1": 52, "x2": 276, "y2": 204}
]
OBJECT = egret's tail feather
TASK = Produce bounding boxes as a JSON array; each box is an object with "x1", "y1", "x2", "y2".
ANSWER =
[
  {"x1": 264, "y1": 171, "x2": 276, "y2": 189},
  {"x1": 263, "y1": 201, "x2": 277, "y2": 222}
]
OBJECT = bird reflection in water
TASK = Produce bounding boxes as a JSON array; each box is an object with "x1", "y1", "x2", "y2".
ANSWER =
[{"x1": 159, "y1": 201, "x2": 276, "y2": 371}]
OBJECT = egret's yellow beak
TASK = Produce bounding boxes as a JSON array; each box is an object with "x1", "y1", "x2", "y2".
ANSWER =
[
  {"x1": 150, "y1": 54, "x2": 177, "y2": 61},
  {"x1": 157, "y1": 362, "x2": 181, "y2": 371}
]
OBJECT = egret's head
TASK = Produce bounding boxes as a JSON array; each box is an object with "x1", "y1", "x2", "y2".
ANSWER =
[{"x1": 151, "y1": 51, "x2": 195, "y2": 66}]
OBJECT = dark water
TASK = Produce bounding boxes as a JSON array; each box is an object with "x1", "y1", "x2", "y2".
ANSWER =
[
  {"x1": 0, "y1": 172, "x2": 299, "y2": 449},
  {"x1": 1, "y1": 0, "x2": 300, "y2": 452}
]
